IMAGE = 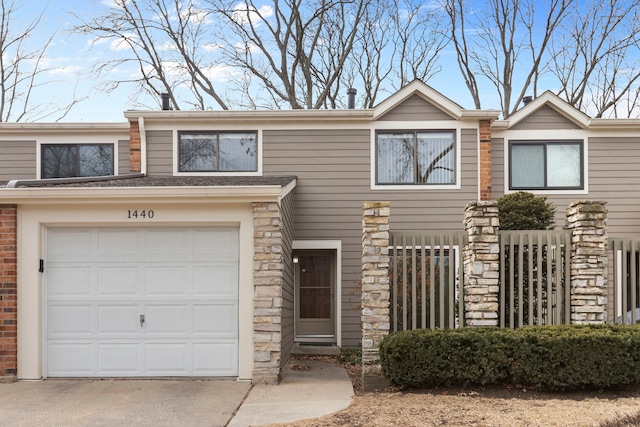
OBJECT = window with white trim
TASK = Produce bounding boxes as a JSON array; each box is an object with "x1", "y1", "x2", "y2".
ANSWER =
[
  {"x1": 178, "y1": 131, "x2": 257, "y2": 172},
  {"x1": 509, "y1": 140, "x2": 583, "y2": 190},
  {"x1": 376, "y1": 130, "x2": 455, "y2": 185},
  {"x1": 41, "y1": 144, "x2": 114, "y2": 179}
]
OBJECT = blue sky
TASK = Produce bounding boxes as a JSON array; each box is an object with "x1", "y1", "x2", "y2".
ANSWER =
[{"x1": 23, "y1": 1, "x2": 478, "y2": 122}]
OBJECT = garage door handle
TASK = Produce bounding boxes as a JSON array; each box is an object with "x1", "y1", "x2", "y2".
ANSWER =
[{"x1": 140, "y1": 315, "x2": 145, "y2": 327}]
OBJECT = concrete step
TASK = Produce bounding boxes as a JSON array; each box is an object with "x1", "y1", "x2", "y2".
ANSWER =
[{"x1": 291, "y1": 344, "x2": 341, "y2": 356}]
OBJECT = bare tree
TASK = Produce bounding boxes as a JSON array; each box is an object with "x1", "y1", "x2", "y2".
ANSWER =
[
  {"x1": 0, "y1": 0, "x2": 81, "y2": 122},
  {"x1": 443, "y1": 0, "x2": 571, "y2": 118},
  {"x1": 549, "y1": 0, "x2": 640, "y2": 118},
  {"x1": 75, "y1": 0, "x2": 230, "y2": 110}
]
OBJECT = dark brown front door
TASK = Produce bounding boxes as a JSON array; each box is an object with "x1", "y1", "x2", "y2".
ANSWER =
[{"x1": 295, "y1": 250, "x2": 335, "y2": 341}]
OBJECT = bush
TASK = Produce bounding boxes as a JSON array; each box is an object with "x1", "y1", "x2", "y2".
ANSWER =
[
  {"x1": 380, "y1": 325, "x2": 640, "y2": 391},
  {"x1": 497, "y1": 191, "x2": 555, "y2": 230}
]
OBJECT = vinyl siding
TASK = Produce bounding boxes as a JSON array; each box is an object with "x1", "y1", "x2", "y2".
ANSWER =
[
  {"x1": 512, "y1": 105, "x2": 581, "y2": 130},
  {"x1": 118, "y1": 139, "x2": 130, "y2": 174},
  {"x1": 146, "y1": 130, "x2": 173, "y2": 175},
  {"x1": 280, "y1": 190, "x2": 295, "y2": 366},
  {"x1": 263, "y1": 127, "x2": 479, "y2": 347},
  {"x1": 0, "y1": 140, "x2": 36, "y2": 181},
  {"x1": 377, "y1": 94, "x2": 456, "y2": 121},
  {"x1": 492, "y1": 135, "x2": 640, "y2": 236}
]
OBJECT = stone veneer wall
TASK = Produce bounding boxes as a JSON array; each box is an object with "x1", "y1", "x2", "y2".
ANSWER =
[
  {"x1": 361, "y1": 201, "x2": 391, "y2": 391},
  {"x1": 566, "y1": 200, "x2": 608, "y2": 324},
  {"x1": 129, "y1": 120, "x2": 141, "y2": 173},
  {"x1": 463, "y1": 201, "x2": 500, "y2": 326},
  {"x1": 252, "y1": 201, "x2": 286, "y2": 384},
  {"x1": 0, "y1": 205, "x2": 17, "y2": 382}
]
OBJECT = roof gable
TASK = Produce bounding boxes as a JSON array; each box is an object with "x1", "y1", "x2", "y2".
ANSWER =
[
  {"x1": 497, "y1": 91, "x2": 590, "y2": 130},
  {"x1": 373, "y1": 80, "x2": 464, "y2": 120}
]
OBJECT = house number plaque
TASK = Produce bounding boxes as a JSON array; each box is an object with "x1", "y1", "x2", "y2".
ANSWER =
[{"x1": 127, "y1": 210, "x2": 155, "y2": 219}]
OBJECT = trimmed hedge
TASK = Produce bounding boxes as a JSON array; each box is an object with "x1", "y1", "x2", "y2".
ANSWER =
[{"x1": 380, "y1": 325, "x2": 640, "y2": 391}]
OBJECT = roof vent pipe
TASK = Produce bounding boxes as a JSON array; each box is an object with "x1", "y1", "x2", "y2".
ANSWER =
[
  {"x1": 347, "y1": 88, "x2": 357, "y2": 109},
  {"x1": 522, "y1": 96, "x2": 533, "y2": 106},
  {"x1": 161, "y1": 93, "x2": 171, "y2": 110}
]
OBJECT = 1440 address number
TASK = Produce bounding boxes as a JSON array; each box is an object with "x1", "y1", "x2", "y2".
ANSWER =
[{"x1": 127, "y1": 210, "x2": 155, "y2": 219}]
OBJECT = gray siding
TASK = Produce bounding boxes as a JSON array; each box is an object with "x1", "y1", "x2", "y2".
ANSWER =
[
  {"x1": 512, "y1": 105, "x2": 581, "y2": 130},
  {"x1": 492, "y1": 138, "x2": 505, "y2": 199},
  {"x1": 492, "y1": 136, "x2": 640, "y2": 236},
  {"x1": 262, "y1": 128, "x2": 479, "y2": 347},
  {"x1": 280, "y1": 190, "x2": 295, "y2": 366},
  {"x1": 587, "y1": 137, "x2": 640, "y2": 237},
  {"x1": 0, "y1": 140, "x2": 36, "y2": 181},
  {"x1": 118, "y1": 139, "x2": 130, "y2": 174},
  {"x1": 146, "y1": 130, "x2": 173, "y2": 175},
  {"x1": 378, "y1": 94, "x2": 456, "y2": 121}
]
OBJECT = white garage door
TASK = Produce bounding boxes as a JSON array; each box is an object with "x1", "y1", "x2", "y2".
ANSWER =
[{"x1": 46, "y1": 227, "x2": 239, "y2": 377}]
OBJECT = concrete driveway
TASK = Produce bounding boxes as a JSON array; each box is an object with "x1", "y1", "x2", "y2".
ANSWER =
[{"x1": 0, "y1": 379, "x2": 251, "y2": 427}]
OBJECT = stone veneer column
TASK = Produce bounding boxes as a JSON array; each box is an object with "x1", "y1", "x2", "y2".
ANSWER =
[
  {"x1": 361, "y1": 201, "x2": 391, "y2": 391},
  {"x1": 463, "y1": 201, "x2": 500, "y2": 326},
  {"x1": 129, "y1": 120, "x2": 141, "y2": 173},
  {"x1": 0, "y1": 205, "x2": 17, "y2": 382},
  {"x1": 479, "y1": 119, "x2": 493, "y2": 201},
  {"x1": 566, "y1": 200, "x2": 608, "y2": 324},
  {"x1": 252, "y1": 202, "x2": 284, "y2": 384}
]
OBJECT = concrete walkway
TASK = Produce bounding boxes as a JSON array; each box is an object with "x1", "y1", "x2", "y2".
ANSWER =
[
  {"x1": 0, "y1": 360, "x2": 353, "y2": 427},
  {"x1": 229, "y1": 359, "x2": 354, "y2": 427},
  {"x1": 0, "y1": 378, "x2": 251, "y2": 427}
]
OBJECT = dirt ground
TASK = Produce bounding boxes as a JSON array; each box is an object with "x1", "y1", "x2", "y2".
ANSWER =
[{"x1": 265, "y1": 356, "x2": 640, "y2": 427}]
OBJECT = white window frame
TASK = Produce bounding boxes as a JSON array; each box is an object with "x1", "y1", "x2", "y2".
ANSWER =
[
  {"x1": 371, "y1": 123, "x2": 462, "y2": 190},
  {"x1": 173, "y1": 129, "x2": 263, "y2": 177},
  {"x1": 501, "y1": 130, "x2": 589, "y2": 195}
]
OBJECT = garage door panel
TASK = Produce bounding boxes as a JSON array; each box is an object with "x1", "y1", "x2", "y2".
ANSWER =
[
  {"x1": 98, "y1": 343, "x2": 140, "y2": 373},
  {"x1": 48, "y1": 230, "x2": 92, "y2": 261},
  {"x1": 193, "y1": 343, "x2": 237, "y2": 374},
  {"x1": 194, "y1": 265, "x2": 238, "y2": 296},
  {"x1": 48, "y1": 266, "x2": 92, "y2": 296},
  {"x1": 48, "y1": 305, "x2": 93, "y2": 336},
  {"x1": 193, "y1": 229, "x2": 239, "y2": 260},
  {"x1": 97, "y1": 231, "x2": 138, "y2": 257},
  {"x1": 193, "y1": 304, "x2": 237, "y2": 335},
  {"x1": 146, "y1": 343, "x2": 187, "y2": 374},
  {"x1": 48, "y1": 343, "x2": 93, "y2": 375},
  {"x1": 145, "y1": 305, "x2": 187, "y2": 334},
  {"x1": 97, "y1": 267, "x2": 140, "y2": 296},
  {"x1": 145, "y1": 266, "x2": 187, "y2": 295},
  {"x1": 97, "y1": 306, "x2": 139, "y2": 335},
  {"x1": 47, "y1": 226, "x2": 239, "y2": 377}
]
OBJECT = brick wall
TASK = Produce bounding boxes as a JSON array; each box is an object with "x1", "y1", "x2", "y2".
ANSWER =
[
  {"x1": 479, "y1": 119, "x2": 492, "y2": 201},
  {"x1": 129, "y1": 121, "x2": 141, "y2": 173},
  {"x1": 0, "y1": 205, "x2": 17, "y2": 381}
]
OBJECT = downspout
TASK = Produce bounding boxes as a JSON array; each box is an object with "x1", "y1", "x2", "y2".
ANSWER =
[{"x1": 138, "y1": 116, "x2": 147, "y2": 175}]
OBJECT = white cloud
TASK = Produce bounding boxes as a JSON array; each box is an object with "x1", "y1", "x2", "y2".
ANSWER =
[
  {"x1": 234, "y1": 42, "x2": 261, "y2": 55},
  {"x1": 48, "y1": 65, "x2": 84, "y2": 75},
  {"x1": 202, "y1": 43, "x2": 222, "y2": 52},
  {"x1": 232, "y1": 3, "x2": 273, "y2": 26},
  {"x1": 110, "y1": 34, "x2": 137, "y2": 51}
]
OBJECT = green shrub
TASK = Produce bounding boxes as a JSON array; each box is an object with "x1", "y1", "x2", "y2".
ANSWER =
[
  {"x1": 497, "y1": 191, "x2": 555, "y2": 230},
  {"x1": 380, "y1": 325, "x2": 640, "y2": 391}
]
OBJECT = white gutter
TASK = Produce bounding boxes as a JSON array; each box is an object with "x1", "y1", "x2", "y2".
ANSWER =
[{"x1": 0, "y1": 184, "x2": 292, "y2": 205}]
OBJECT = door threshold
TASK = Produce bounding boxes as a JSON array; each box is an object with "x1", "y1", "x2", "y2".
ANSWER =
[{"x1": 291, "y1": 343, "x2": 340, "y2": 356}]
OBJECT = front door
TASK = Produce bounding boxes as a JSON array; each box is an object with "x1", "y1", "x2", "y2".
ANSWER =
[{"x1": 294, "y1": 250, "x2": 335, "y2": 342}]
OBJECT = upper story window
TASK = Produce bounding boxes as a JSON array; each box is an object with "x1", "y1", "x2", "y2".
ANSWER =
[
  {"x1": 509, "y1": 140, "x2": 583, "y2": 190},
  {"x1": 376, "y1": 130, "x2": 456, "y2": 185},
  {"x1": 178, "y1": 131, "x2": 257, "y2": 172},
  {"x1": 42, "y1": 144, "x2": 114, "y2": 179}
]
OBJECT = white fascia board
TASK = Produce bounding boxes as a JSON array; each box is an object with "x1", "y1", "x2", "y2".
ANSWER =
[
  {"x1": 373, "y1": 80, "x2": 465, "y2": 120},
  {"x1": 501, "y1": 91, "x2": 590, "y2": 129},
  {"x1": 124, "y1": 109, "x2": 374, "y2": 124},
  {"x1": 0, "y1": 185, "x2": 290, "y2": 205},
  {"x1": 0, "y1": 122, "x2": 129, "y2": 133}
]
